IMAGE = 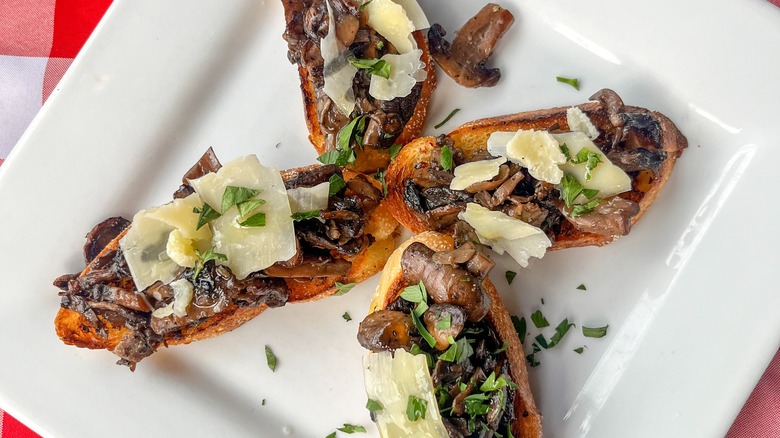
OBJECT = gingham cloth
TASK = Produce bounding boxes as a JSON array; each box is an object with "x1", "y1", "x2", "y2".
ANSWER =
[{"x1": 1, "y1": 1, "x2": 778, "y2": 437}]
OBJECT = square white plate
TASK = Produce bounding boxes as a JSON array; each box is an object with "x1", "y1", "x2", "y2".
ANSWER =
[{"x1": 0, "y1": 0, "x2": 778, "y2": 437}]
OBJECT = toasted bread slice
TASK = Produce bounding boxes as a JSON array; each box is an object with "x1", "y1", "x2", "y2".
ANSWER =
[
  {"x1": 55, "y1": 164, "x2": 399, "y2": 367},
  {"x1": 386, "y1": 90, "x2": 687, "y2": 250},
  {"x1": 364, "y1": 231, "x2": 542, "y2": 438},
  {"x1": 282, "y1": 0, "x2": 437, "y2": 173}
]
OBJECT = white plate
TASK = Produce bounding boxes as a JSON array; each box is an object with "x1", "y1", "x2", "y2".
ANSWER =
[{"x1": 1, "y1": 0, "x2": 778, "y2": 437}]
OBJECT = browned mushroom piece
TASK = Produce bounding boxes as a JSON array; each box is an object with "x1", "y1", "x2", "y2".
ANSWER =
[
  {"x1": 83, "y1": 217, "x2": 131, "y2": 263},
  {"x1": 559, "y1": 195, "x2": 640, "y2": 237},
  {"x1": 428, "y1": 4, "x2": 515, "y2": 88},
  {"x1": 400, "y1": 242, "x2": 490, "y2": 322},
  {"x1": 423, "y1": 304, "x2": 467, "y2": 350},
  {"x1": 357, "y1": 309, "x2": 415, "y2": 351}
]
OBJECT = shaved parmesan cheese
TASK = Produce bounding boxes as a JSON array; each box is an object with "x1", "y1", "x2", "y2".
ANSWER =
[
  {"x1": 152, "y1": 278, "x2": 194, "y2": 318},
  {"x1": 190, "y1": 155, "x2": 296, "y2": 279},
  {"x1": 120, "y1": 193, "x2": 212, "y2": 291},
  {"x1": 366, "y1": 0, "x2": 416, "y2": 54},
  {"x1": 553, "y1": 132, "x2": 631, "y2": 198},
  {"x1": 566, "y1": 107, "x2": 599, "y2": 140},
  {"x1": 363, "y1": 350, "x2": 449, "y2": 437},
  {"x1": 322, "y1": 1, "x2": 357, "y2": 116},
  {"x1": 166, "y1": 229, "x2": 199, "y2": 268},
  {"x1": 369, "y1": 49, "x2": 426, "y2": 101},
  {"x1": 459, "y1": 203, "x2": 551, "y2": 268},
  {"x1": 449, "y1": 156, "x2": 506, "y2": 190},
  {"x1": 287, "y1": 181, "x2": 330, "y2": 213},
  {"x1": 390, "y1": 0, "x2": 429, "y2": 30},
  {"x1": 505, "y1": 129, "x2": 567, "y2": 184},
  {"x1": 486, "y1": 131, "x2": 516, "y2": 158}
]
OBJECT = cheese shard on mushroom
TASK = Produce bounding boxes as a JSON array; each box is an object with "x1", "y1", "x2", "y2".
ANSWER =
[
  {"x1": 190, "y1": 155, "x2": 296, "y2": 279},
  {"x1": 487, "y1": 129, "x2": 566, "y2": 184},
  {"x1": 459, "y1": 203, "x2": 551, "y2": 268},
  {"x1": 120, "y1": 193, "x2": 212, "y2": 291}
]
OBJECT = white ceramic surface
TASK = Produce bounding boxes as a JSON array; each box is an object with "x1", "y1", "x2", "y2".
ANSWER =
[{"x1": 0, "y1": 0, "x2": 778, "y2": 437}]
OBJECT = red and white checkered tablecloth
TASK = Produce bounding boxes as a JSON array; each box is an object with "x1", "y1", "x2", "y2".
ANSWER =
[{"x1": 1, "y1": 1, "x2": 778, "y2": 437}]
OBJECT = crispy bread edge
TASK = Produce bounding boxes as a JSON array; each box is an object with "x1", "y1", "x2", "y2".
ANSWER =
[
  {"x1": 386, "y1": 101, "x2": 687, "y2": 250},
  {"x1": 369, "y1": 231, "x2": 543, "y2": 438}
]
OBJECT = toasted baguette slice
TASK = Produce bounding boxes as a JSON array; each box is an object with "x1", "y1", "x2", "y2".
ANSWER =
[
  {"x1": 55, "y1": 165, "x2": 399, "y2": 368},
  {"x1": 364, "y1": 231, "x2": 542, "y2": 438},
  {"x1": 386, "y1": 90, "x2": 687, "y2": 250},
  {"x1": 282, "y1": 0, "x2": 437, "y2": 173}
]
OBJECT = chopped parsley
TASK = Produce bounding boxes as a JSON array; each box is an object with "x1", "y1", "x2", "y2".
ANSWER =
[
  {"x1": 328, "y1": 174, "x2": 346, "y2": 196},
  {"x1": 434, "y1": 108, "x2": 461, "y2": 129},
  {"x1": 374, "y1": 168, "x2": 388, "y2": 196},
  {"x1": 333, "y1": 282, "x2": 356, "y2": 296},
  {"x1": 238, "y1": 212, "x2": 266, "y2": 227},
  {"x1": 480, "y1": 371, "x2": 517, "y2": 392},
  {"x1": 556, "y1": 76, "x2": 580, "y2": 90},
  {"x1": 221, "y1": 186, "x2": 260, "y2": 214},
  {"x1": 406, "y1": 396, "x2": 428, "y2": 421},
  {"x1": 193, "y1": 203, "x2": 220, "y2": 230},
  {"x1": 338, "y1": 115, "x2": 368, "y2": 151},
  {"x1": 560, "y1": 174, "x2": 584, "y2": 208},
  {"x1": 454, "y1": 337, "x2": 474, "y2": 364},
  {"x1": 530, "y1": 310, "x2": 550, "y2": 328},
  {"x1": 400, "y1": 281, "x2": 428, "y2": 304},
  {"x1": 236, "y1": 199, "x2": 266, "y2": 218},
  {"x1": 548, "y1": 318, "x2": 575, "y2": 348},
  {"x1": 494, "y1": 341, "x2": 509, "y2": 354},
  {"x1": 264, "y1": 345, "x2": 277, "y2": 372},
  {"x1": 570, "y1": 148, "x2": 602, "y2": 182},
  {"x1": 388, "y1": 143, "x2": 402, "y2": 161},
  {"x1": 560, "y1": 143, "x2": 572, "y2": 161},
  {"x1": 366, "y1": 399, "x2": 384, "y2": 412},
  {"x1": 438, "y1": 342, "x2": 458, "y2": 362},
  {"x1": 577, "y1": 284, "x2": 587, "y2": 291},
  {"x1": 511, "y1": 315, "x2": 527, "y2": 341},
  {"x1": 291, "y1": 210, "x2": 321, "y2": 221},
  {"x1": 574, "y1": 346, "x2": 586, "y2": 354},
  {"x1": 347, "y1": 55, "x2": 391, "y2": 79},
  {"x1": 571, "y1": 199, "x2": 600, "y2": 217},
  {"x1": 435, "y1": 314, "x2": 452, "y2": 330},
  {"x1": 583, "y1": 325, "x2": 609, "y2": 338},
  {"x1": 410, "y1": 309, "x2": 437, "y2": 349},
  {"x1": 342, "y1": 312, "x2": 352, "y2": 322},
  {"x1": 317, "y1": 148, "x2": 355, "y2": 166},
  {"x1": 440, "y1": 144, "x2": 454, "y2": 171},
  {"x1": 337, "y1": 424, "x2": 367, "y2": 434},
  {"x1": 192, "y1": 248, "x2": 227, "y2": 279},
  {"x1": 505, "y1": 270, "x2": 517, "y2": 285},
  {"x1": 464, "y1": 393, "x2": 490, "y2": 416}
]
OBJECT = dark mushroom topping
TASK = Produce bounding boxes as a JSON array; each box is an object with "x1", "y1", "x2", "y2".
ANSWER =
[
  {"x1": 283, "y1": 164, "x2": 340, "y2": 189},
  {"x1": 425, "y1": 204, "x2": 465, "y2": 230},
  {"x1": 432, "y1": 241, "x2": 495, "y2": 280},
  {"x1": 173, "y1": 147, "x2": 223, "y2": 198},
  {"x1": 560, "y1": 195, "x2": 640, "y2": 237},
  {"x1": 428, "y1": 4, "x2": 515, "y2": 88},
  {"x1": 423, "y1": 304, "x2": 467, "y2": 350},
  {"x1": 464, "y1": 164, "x2": 510, "y2": 193},
  {"x1": 83, "y1": 217, "x2": 131, "y2": 263},
  {"x1": 400, "y1": 242, "x2": 490, "y2": 322},
  {"x1": 607, "y1": 148, "x2": 667, "y2": 173},
  {"x1": 357, "y1": 310, "x2": 414, "y2": 351}
]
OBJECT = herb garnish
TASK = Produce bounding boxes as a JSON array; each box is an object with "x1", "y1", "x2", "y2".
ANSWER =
[
  {"x1": 338, "y1": 115, "x2": 368, "y2": 151},
  {"x1": 480, "y1": 371, "x2": 517, "y2": 392},
  {"x1": 410, "y1": 309, "x2": 437, "y2": 349},
  {"x1": 328, "y1": 174, "x2": 346, "y2": 196},
  {"x1": 193, "y1": 203, "x2": 221, "y2": 230},
  {"x1": 291, "y1": 210, "x2": 321, "y2": 221},
  {"x1": 347, "y1": 55, "x2": 391, "y2": 79},
  {"x1": 192, "y1": 248, "x2": 228, "y2": 279},
  {"x1": 560, "y1": 143, "x2": 572, "y2": 161},
  {"x1": 326, "y1": 433, "x2": 336, "y2": 438},
  {"x1": 333, "y1": 282, "x2": 356, "y2": 296},
  {"x1": 570, "y1": 148, "x2": 602, "y2": 182},
  {"x1": 530, "y1": 310, "x2": 550, "y2": 328},
  {"x1": 505, "y1": 270, "x2": 517, "y2": 285},
  {"x1": 236, "y1": 199, "x2": 266, "y2": 220},
  {"x1": 556, "y1": 76, "x2": 580, "y2": 90},
  {"x1": 406, "y1": 396, "x2": 428, "y2": 421},
  {"x1": 574, "y1": 346, "x2": 586, "y2": 354},
  {"x1": 435, "y1": 314, "x2": 452, "y2": 330},
  {"x1": 400, "y1": 281, "x2": 428, "y2": 304},
  {"x1": 434, "y1": 108, "x2": 461, "y2": 129},
  {"x1": 317, "y1": 148, "x2": 355, "y2": 166},
  {"x1": 454, "y1": 337, "x2": 474, "y2": 363},
  {"x1": 388, "y1": 144, "x2": 402, "y2": 161},
  {"x1": 511, "y1": 315, "x2": 527, "y2": 341},
  {"x1": 583, "y1": 325, "x2": 609, "y2": 338},
  {"x1": 374, "y1": 168, "x2": 388, "y2": 196},
  {"x1": 439, "y1": 342, "x2": 458, "y2": 362},
  {"x1": 238, "y1": 212, "x2": 266, "y2": 227},
  {"x1": 548, "y1": 318, "x2": 575, "y2": 348},
  {"x1": 577, "y1": 284, "x2": 587, "y2": 291},
  {"x1": 366, "y1": 399, "x2": 384, "y2": 413},
  {"x1": 265, "y1": 345, "x2": 277, "y2": 372},
  {"x1": 222, "y1": 186, "x2": 260, "y2": 214},
  {"x1": 440, "y1": 144, "x2": 453, "y2": 171},
  {"x1": 359, "y1": 0, "x2": 373, "y2": 10},
  {"x1": 560, "y1": 174, "x2": 584, "y2": 208},
  {"x1": 464, "y1": 393, "x2": 490, "y2": 416},
  {"x1": 337, "y1": 424, "x2": 367, "y2": 434},
  {"x1": 494, "y1": 341, "x2": 509, "y2": 354},
  {"x1": 571, "y1": 199, "x2": 600, "y2": 217},
  {"x1": 342, "y1": 312, "x2": 352, "y2": 322}
]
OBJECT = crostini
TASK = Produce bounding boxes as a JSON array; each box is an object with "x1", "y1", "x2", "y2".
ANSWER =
[
  {"x1": 358, "y1": 231, "x2": 542, "y2": 437},
  {"x1": 385, "y1": 89, "x2": 687, "y2": 267},
  {"x1": 281, "y1": 0, "x2": 437, "y2": 172},
  {"x1": 54, "y1": 149, "x2": 399, "y2": 369}
]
